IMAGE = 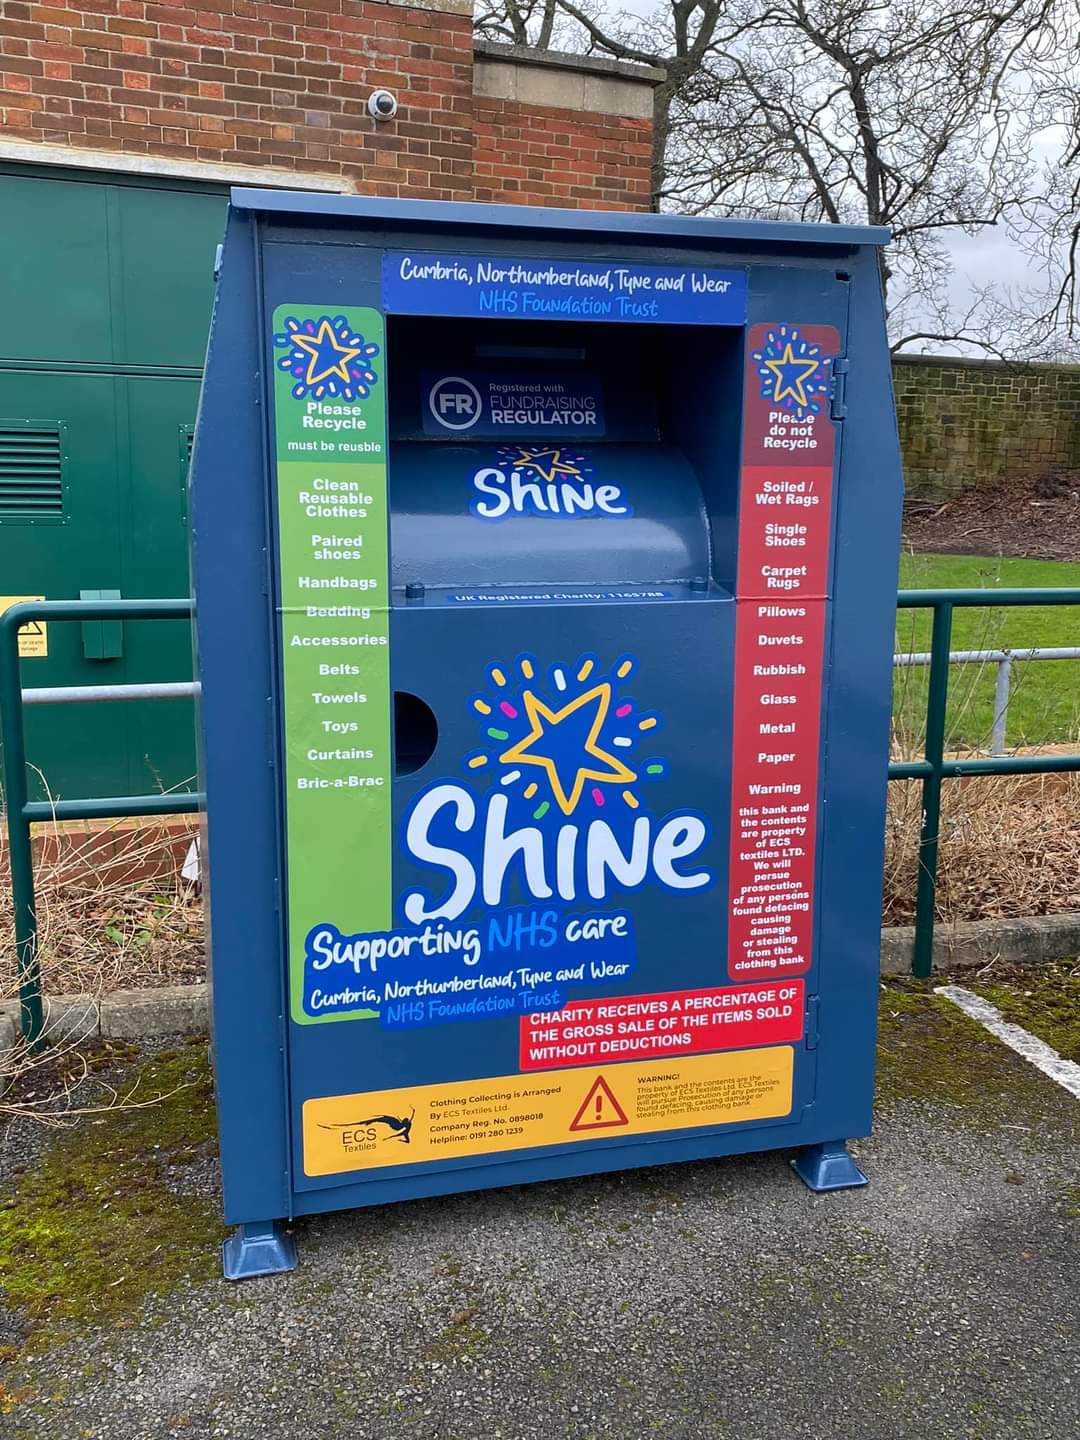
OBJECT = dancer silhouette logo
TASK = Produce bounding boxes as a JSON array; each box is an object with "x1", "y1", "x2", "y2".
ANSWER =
[{"x1": 321, "y1": 1107, "x2": 416, "y2": 1150}]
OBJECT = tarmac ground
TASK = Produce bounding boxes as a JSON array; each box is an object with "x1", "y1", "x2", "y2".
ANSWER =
[{"x1": 0, "y1": 985, "x2": 1077, "y2": 1440}]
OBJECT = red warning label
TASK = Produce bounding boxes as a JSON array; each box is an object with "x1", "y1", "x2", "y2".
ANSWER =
[
  {"x1": 519, "y1": 982, "x2": 805, "y2": 1072},
  {"x1": 569, "y1": 1075, "x2": 630, "y2": 1131}
]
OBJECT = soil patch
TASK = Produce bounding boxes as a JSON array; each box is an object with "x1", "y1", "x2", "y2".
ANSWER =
[{"x1": 903, "y1": 472, "x2": 1080, "y2": 560}]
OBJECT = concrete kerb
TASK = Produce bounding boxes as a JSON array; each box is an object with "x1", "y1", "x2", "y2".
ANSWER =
[
  {"x1": 0, "y1": 913, "x2": 1076, "y2": 1066},
  {"x1": 0, "y1": 1010, "x2": 14, "y2": 1093},
  {"x1": 879, "y1": 911, "x2": 1080, "y2": 975},
  {"x1": 99, "y1": 984, "x2": 210, "y2": 1039},
  {"x1": 0, "y1": 984, "x2": 209, "y2": 1051}
]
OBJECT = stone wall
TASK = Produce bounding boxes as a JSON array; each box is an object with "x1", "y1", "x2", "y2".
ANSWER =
[{"x1": 894, "y1": 354, "x2": 1080, "y2": 498}]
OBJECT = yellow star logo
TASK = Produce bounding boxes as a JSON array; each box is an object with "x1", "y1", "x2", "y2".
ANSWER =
[
  {"x1": 500, "y1": 682, "x2": 636, "y2": 815},
  {"x1": 511, "y1": 448, "x2": 585, "y2": 484},
  {"x1": 763, "y1": 342, "x2": 821, "y2": 409},
  {"x1": 292, "y1": 319, "x2": 362, "y2": 387}
]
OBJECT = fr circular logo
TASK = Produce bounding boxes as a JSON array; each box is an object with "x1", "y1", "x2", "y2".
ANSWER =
[{"x1": 429, "y1": 375, "x2": 482, "y2": 431}]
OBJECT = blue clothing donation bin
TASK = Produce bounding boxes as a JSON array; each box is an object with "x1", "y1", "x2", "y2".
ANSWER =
[{"x1": 189, "y1": 191, "x2": 903, "y2": 1279}]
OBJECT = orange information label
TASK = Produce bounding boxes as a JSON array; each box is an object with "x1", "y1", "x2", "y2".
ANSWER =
[{"x1": 302, "y1": 1047, "x2": 794, "y2": 1177}]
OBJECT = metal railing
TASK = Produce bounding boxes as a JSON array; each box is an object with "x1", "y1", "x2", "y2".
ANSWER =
[
  {"x1": 891, "y1": 588, "x2": 1080, "y2": 979},
  {"x1": 893, "y1": 645, "x2": 1080, "y2": 757},
  {"x1": 2, "y1": 591, "x2": 1079, "y2": 1043},
  {"x1": 0, "y1": 599, "x2": 200, "y2": 1048}
]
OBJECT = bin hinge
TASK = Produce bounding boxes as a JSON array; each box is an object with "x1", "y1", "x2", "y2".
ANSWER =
[
  {"x1": 805, "y1": 994, "x2": 820, "y2": 1050},
  {"x1": 830, "y1": 356, "x2": 849, "y2": 421}
]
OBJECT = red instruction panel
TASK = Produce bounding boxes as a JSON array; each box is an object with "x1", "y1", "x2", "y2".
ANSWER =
[
  {"x1": 728, "y1": 323, "x2": 839, "y2": 981},
  {"x1": 519, "y1": 982, "x2": 805, "y2": 1071}
]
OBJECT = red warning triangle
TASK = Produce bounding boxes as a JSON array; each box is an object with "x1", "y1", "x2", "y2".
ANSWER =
[{"x1": 569, "y1": 1075, "x2": 629, "y2": 1132}]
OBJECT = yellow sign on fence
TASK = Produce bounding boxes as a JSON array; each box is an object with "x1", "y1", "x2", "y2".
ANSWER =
[{"x1": 0, "y1": 596, "x2": 47, "y2": 657}]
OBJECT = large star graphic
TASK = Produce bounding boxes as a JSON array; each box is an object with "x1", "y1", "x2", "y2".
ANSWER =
[
  {"x1": 511, "y1": 448, "x2": 585, "y2": 484},
  {"x1": 292, "y1": 320, "x2": 362, "y2": 387},
  {"x1": 764, "y1": 343, "x2": 820, "y2": 408},
  {"x1": 499, "y1": 682, "x2": 635, "y2": 815}
]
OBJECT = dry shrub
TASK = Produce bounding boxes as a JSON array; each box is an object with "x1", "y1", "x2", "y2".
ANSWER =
[
  {"x1": 0, "y1": 815, "x2": 203, "y2": 999},
  {"x1": 0, "y1": 814, "x2": 204, "y2": 1116},
  {"x1": 888, "y1": 604, "x2": 1080, "y2": 927},
  {"x1": 884, "y1": 772, "x2": 1080, "y2": 926}
]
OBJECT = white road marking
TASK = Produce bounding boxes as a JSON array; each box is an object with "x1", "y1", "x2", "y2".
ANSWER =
[{"x1": 935, "y1": 985, "x2": 1080, "y2": 1100}]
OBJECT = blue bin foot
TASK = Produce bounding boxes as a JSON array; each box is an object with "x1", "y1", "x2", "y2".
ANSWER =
[
  {"x1": 791, "y1": 1140, "x2": 868, "y2": 1193},
  {"x1": 222, "y1": 1220, "x2": 298, "y2": 1280}
]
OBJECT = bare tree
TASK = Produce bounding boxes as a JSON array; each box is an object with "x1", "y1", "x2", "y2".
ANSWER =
[
  {"x1": 474, "y1": 0, "x2": 1079, "y2": 357},
  {"x1": 475, "y1": 0, "x2": 562, "y2": 49},
  {"x1": 475, "y1": 1, "x2": 767, "y2": 208},
  {"x1": 674, "y1": 0, "x2": 1072, "y2": 354},
  {"x1": 1032, "y1": 54, "x2": 1080, "y2": 343}
]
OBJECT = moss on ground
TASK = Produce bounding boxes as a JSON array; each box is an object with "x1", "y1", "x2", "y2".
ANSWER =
[
  {"x1": 0, "y1": 977, "x2": 1073, "y2": 1366},
  {"x1": 875, "y1": 982, "x2": 1069, "y2": 1122},
  {"x1": 972, "y1": 962, "x2": 1080, "y2": 1063},
  {"x1": 0, "y1": 1040, "x2": 223, "y2": 1349}
]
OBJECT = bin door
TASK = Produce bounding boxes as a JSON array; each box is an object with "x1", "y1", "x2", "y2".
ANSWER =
[{"x1": 0, "y1": 167, "x2": 224, "y2": 801}]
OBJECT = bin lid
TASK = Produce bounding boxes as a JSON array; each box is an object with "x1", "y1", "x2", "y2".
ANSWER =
[
  {"x1": 231, "y1": 188, "x2": 889, "y2": 250},
  {"x1": 389, "y1": 441, "x2": 710, "y2": 591}
]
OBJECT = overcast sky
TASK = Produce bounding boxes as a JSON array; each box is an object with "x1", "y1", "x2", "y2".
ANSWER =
[{"x1": 568, "y1": 0, "x2": 1069, "y2": 355}]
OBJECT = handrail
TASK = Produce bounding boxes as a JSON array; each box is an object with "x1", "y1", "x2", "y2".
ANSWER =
[
  {"x1": 891, "y1": 587, "x2": 1080, "y2": 978},
  {"x1": 893, "y1": 647, "x2": 1080, "y2": 756},
  {"x1": 0, "y1": 599, "x2": 200, "y2": 1047}
]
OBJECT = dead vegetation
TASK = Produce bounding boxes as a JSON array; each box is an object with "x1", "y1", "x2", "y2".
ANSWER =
[
  {"x1": 883, "y1": 772, "x2": 1080, "y2": 925},
  {"x1": 903, "y1": 472, "x2": 1080, "y2": 562},
  {"x1": 0, "y1": 818, "x2": 202, "y2": 998},
  {"x1": 0, "y1": 817, "x2": 202, "y2": 1116},
  {"x1": 886, "y1": 615, "x2": 1080, "y2": 925}
]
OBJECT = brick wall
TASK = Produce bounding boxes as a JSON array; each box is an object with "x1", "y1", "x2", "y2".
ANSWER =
[
  {"x1": 0, "y1": 0, "x2": 475, "y2": 196},
  {"x1": 472, "y1": 44, "x2": 658, "y2": 211},
  {"x1": 0, "y1": 3, "x2": 661, "y2": 206},
  {"x1": 894, "y1": 355, "x2": 1080, "y2": 498},
  {"x1": 473, "y1": 97, "x2": 651, "y2": 210}
]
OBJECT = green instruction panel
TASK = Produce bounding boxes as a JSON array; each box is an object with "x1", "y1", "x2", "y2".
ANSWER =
[{"x1": 270, "y1": 305, "x2": 390, "y2": 1023}]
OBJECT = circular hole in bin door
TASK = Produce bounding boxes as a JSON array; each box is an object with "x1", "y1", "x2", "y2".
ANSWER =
[{"x1": 394, "y1": 691, "x2": 439, "y2": 776}]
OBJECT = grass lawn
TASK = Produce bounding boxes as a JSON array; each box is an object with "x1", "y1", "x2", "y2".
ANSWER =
[{"x1": 894, "y1": 553, "x2": 1080, "y2": 750}]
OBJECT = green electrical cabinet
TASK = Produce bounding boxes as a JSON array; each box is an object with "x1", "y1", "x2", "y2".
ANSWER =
[{"x1": 0, "y1": 166, "x2": 226, "y2": 802}]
